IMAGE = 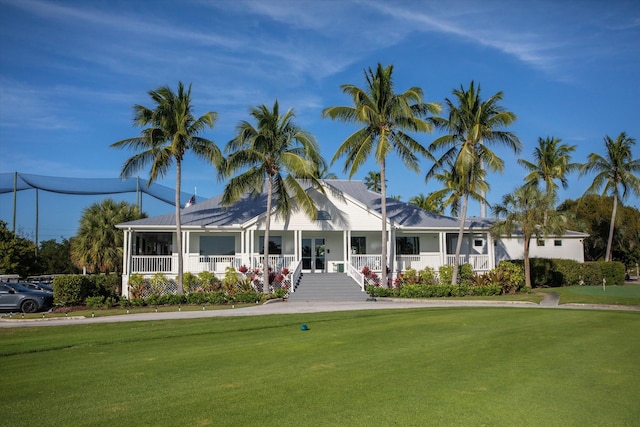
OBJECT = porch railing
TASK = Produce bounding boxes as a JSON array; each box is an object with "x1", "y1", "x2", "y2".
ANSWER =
[
  {"x1": 345, "y1": 262, "x2": 365, "y2": 292},
  {"x1": 131, "y1": 255, "x2": 175, "y2": 273},
  {"x1": 446, "y1": 254, "x2": 491, "y2": 271},
  {"x1": 350, "y1": 255, "x2": 382, "y2": 272},
  {"x1": 187, "y1": 255, "x2": 242, "y2": 274},
  {"x1": 251, "y1": 254, "x2": 296, "y2": 272},
  {"x1": 395, "y1": 254, "x2": 441, "y2": 271}
]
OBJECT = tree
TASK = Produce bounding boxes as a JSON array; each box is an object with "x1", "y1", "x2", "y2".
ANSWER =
[
  {"x1": 364, "y1": 171, "x2": 383, "y2": 193},
  {"x1": 491, "y1": 185, "x2": 565, "y2": 288},
  {"x1": 222, "y1": 100, "x2": 324, "y2": 292},
  {"x1": 323, "y1": 63, "x2": 439, "y2": 282},
  {"x1": 0, "y1": 220, "x2": 37, "y2": 278},
  {"x1": 518, "y1": 136, "x2": 579, "y2": 199},
  {"x1": 111, "y1": 82, "x2": 222, "y2": 293},
  {"x1": 427, "y1": 81, "x2": 521, "y2": 285},
  {"x1": 37, "y1": 238, "x2": 80, "y2": 275},
  {"x1": 71, "y1": 199, "x2": 146, "y2": 274},
  {"x1": 558, "y1": 194, "x2": 640, "y2": 265},
  {"x1": 580, "y1": 132, "x2": 640, "y2": 261},
  {"x1": 408, "y1": 193, "x2": 443, "y2": 214},
  {"x1": 427, "y1": 159, "x2": 488, "y2": 218}
]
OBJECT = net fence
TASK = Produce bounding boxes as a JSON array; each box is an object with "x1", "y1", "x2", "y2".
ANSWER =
[{"x1": 0, "y1": 172, "x2": 190, "y2": 207}]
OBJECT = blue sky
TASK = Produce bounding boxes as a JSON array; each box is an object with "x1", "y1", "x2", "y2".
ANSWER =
[{"x1": 1, "y1": 0, "x2": 639, "y2": 242}]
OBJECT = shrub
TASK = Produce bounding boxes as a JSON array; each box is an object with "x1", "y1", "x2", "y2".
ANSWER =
[
  {"x1": 94, "y1": 274, "x2": 120, "y2": 297},
  {"x1": 128, "y1": 274, "x2": 145, "y2": 299},
  {"x1": 419, "y1": 267, "x2": 437, "y2": 285},
  {"x1": 207, "y1": 291, "x2": 227, "y2": 305},
  {"x1": 149, "y1": 273, "x2": 169, "y2": 295},
  {"x1": 233, "y1": 290, "x2": 262, "y2": 303},
  {"x1": 119, "y1": 296, "x2": 132, "y2": 308},
  {"x1": 438, "y1": 265, "x2": 453, "y2": 285},
  {"x1": 198, "y1": 271, "x2": 221, "y2": 291},
  {"x1": 104, "y1": 296, "x2": 116, "y2": 308},
  {"x1": 183, "y1": 272, "x2": 199, "y2": 293},
  {"x1": 54, "y1": 275, "x2": 93, "y2": 306},
  {"x1": 85, "y1": 296, "x2": 105, "y2": 308}
]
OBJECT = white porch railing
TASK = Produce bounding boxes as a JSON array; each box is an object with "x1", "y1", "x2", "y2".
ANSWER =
[
  {"x1": 446, "y1": 254, "x2": 491, "y2": 271},
  {"x1": 395, "y1": 254, "x2": 441, "y2": 271},
  {"x1": 345, "y1": 262, "x2": 365, "y2": 292},
  {"x1": 251, "y1": 254, "x2": 296, "y2": 272},
  {"x1": 350, "y1": 255, "x2": 383, "y2": 272},
  {"x1": 131, "y1": 255, "x2": 176, "y2": 273},
  {"x1": 187, "y1": 255, "x2": 242, "y2": 274}
]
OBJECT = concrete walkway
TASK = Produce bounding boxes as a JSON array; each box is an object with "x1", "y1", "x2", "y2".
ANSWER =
[{"x1": 1, "y1": 296, "x2": 638, "y2": 328}]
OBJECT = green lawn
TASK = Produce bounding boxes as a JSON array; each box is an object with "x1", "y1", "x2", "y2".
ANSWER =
[
  {"x1": 538, "y1": 284, "x2": 640, "y2": 306},
  {"x1": 1, "y1": 307, "x2": 639, "y2": 426}
]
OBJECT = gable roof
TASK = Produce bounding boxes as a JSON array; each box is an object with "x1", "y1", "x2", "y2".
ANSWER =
[{"x1": 117, "y1": 179, "x2": 463, "y2": 230}]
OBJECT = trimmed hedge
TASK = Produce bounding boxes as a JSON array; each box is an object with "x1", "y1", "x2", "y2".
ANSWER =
[
  {"x1": 53, "y1": 274, "x2": 121, "y2": 307},
  {"x1": 513, "y1": 258, "x2": 625, "y2": 287}
]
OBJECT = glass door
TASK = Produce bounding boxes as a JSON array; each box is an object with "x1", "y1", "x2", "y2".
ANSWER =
[{"x1": 302, "y1": 238, "x2": 325, "y2": 273}]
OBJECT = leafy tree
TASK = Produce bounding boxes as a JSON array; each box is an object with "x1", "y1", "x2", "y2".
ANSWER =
[
  {"x1": 580, "y1": 132, "x2": 640, "y2": 261},
  {"x1": 37, "y1": 238, "x2": 80, "y2": 274},
  {"x1": 491, "y1": 185, "x2": 565, "y2": 288},
  {"x1": 323, "y1": 63, "x2": 439, "y2": 281},
  {"x1": 70, "y1": 199, "x2": 146, "y2": 274},
  {"x1": 518, "y1": 136, "x2": 579, "y2": 199},
  {"x1": 111, "y1": 82, "x2": 223, "y2": 292},
  {"x1": 0, "y1": 220, "x2": 37, "y2": 278},
  {"x1": 558, "y1": 194, "x2": 640, "y2": 266},
  {"x1": 428, "y1": 81, "x2": 521, "y2": 285},
  {"x1": 408, "y1": 193, "x2": 442, "y2": 213},
  {"x1": 222, "y1": 100, "x2": 324, "y2": 292}
]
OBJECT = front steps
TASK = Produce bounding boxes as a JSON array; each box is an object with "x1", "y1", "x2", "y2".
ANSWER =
[{"x1": 287, "y1": 273, "x2": 368, "y2": 302}]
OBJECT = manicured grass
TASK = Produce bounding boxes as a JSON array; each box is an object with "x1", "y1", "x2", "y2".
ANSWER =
[
  {"x1": 538, "y1": 284, "x2": 640, "y2": 306},
  {"x1": 1, "y1": 307, "x2": 639, "y2": 426}
]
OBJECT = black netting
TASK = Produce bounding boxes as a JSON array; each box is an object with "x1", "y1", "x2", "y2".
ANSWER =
[{"x1": 0, "y1": 172, "x2": 190, "y2": 207}]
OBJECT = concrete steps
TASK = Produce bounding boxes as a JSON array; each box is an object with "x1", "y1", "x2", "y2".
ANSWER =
[{"x1": 288, "y1": 273, "x2": 368, "y2": 302}]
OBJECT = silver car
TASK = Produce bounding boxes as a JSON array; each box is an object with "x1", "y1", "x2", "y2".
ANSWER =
[{"x1": 0, "y1": 282, "x2": 54, "y2": 313}]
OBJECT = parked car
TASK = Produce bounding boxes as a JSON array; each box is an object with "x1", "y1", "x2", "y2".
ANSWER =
[
  {"x1": 22, "y1": 282, "x2": 54, "y2": 293},
  {"x1": 0, "y1": 282, "x2": 54, "y2": 313}
]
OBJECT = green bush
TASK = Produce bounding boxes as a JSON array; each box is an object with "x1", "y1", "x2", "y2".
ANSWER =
[
  {"x1": 232, "y1": 290, "x2": 262, "y2": 303},
  {"x1": 119, "y1": 296, "x2": 132, "y2": 308},
  {"x1": 85, "y1": 296, "x2": 105, "y2": 308},
  {"x1": 438, "y1": 265, "x2": 453, "y2": 285},
  {"x1": 186, "y1": 292, "x2": 208, "y2": 305},
  {"x1": 207, "y1": 291, "x2": 227, "y2": 305},
  {"x1": 53, "y1": 275, "x2": 94, "y2": 306},
  {"x1": 104, "y1": 297, "x2": 116, "y2": 308},
  {"x1": 94, "y1": 274, "x2": 120, "y2": 297},
  {"x1": 514, "y1": 258, "x2": 625, "y2": 288}
]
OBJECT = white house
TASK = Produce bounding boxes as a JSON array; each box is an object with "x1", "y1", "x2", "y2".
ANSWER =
[{"x1": 116, "y1": 180, "x2": 586, "y2": 296}]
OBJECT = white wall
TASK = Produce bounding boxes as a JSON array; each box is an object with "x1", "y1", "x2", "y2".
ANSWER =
[{"x1": 495, "y1": 237, "x2": 584, "y2": 263}]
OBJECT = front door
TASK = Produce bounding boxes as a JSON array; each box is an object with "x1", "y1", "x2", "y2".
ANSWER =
[{"x1": 302, "y1": 238, "x2": 325, "y2": 273}]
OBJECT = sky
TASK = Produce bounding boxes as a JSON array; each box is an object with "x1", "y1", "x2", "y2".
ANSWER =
[{"x1": 1, "y1": 0, "x2": 639, "y2": 243}]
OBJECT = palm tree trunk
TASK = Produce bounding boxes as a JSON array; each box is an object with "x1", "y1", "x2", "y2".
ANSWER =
[
  {"x1": 524, "y1": 237, "x2": 531, "y2": 288},
  {"x1": 380, "y1": 159, "x2": 388, "y2": 287},
  {"x1": 452, "y1": 192, "x2": 469, "y2": 285},
  {"x1": 264, "y1": 175, "x2": 273, "y2": 293},
  {"x1": 175, "y1": 159, "x2": 184, "y2": 294},
  {"x1": 606, "y1": 192, "x2": 618, "y2": 262}
]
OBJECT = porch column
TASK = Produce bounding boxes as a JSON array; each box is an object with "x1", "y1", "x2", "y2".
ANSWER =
[
  {"x1": 343, "y1": 229, "x2": 348, "y2": 266},
  {"x1": 487, "y1": 232, "x2": 495, "y2": 270},
  {"x1": 389, "y1": 227, "x2": 396, "y2": 281},
  {"x1": 439, "y1": 232, "x2": 446, "y2": 266},
  {"x1": 346, "y1": 230, "x2": 351, "y2": 263},
  {"x1": 122, "y1": 229, "x2": 130, "y2": 276}
]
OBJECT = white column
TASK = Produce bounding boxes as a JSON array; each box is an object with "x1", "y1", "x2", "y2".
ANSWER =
[{"x1": 439, "y1": 232, "x2": 446, "y2": 267}]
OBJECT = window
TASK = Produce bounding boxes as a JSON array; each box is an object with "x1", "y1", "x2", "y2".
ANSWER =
[
  {"x1": 351, "y1": 236, "x2": 366, "y2": 254},
  {"x1": 474, "y1": 239, "x2": 483, "y2": 247},
  {"x1": 200, "y1": 236, "x2": 235, "y2": 255},
  {"x1": 259, "y1": 236, "x2": 282, "y2": 254},
  {"x1": 537, "y1": 239, "x2": 545, "y2": 246},
  {"x1": 554, "y1": 240, "x2": 562, "y2": 247},
  {"x1": 316, "y1": 210, "x2": 331, "y2": 220},
  {"x1": 135, "y1": 232, "x2": 172, "y2": 255},
  {"x1": 396, "y1": 236, "x2": 420, "y2": 255}
]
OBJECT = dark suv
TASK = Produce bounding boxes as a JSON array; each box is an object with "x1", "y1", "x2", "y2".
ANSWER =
[{"x1": 0, "y1": 282, "x2": 54, "y2": 313}]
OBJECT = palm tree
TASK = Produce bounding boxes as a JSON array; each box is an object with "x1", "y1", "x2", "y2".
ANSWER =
[
  {"x1": 491, "y1": 185, "x2": 565, "y2": 288},
  {"x1": 323, "y1": 63, "x2": 440, "y2": 281},
  {"x1": 364, "y1": 171, "x2": 383, "y2": 192},
  {"x1": 71, "y1": 199, "x2": 146, "y2": 274},
  {"x1": 222, "y1": 100, "x2": 324, "y2": 292},
  {"x1": 428, "y1": 159, "x2": 488, "y2": 218},
  {"x1": 580, "y1": 132, "x2": 640, "y2": 261},
  {"x1": 111, "y1": 82, "x2": 222, "y2": 293},
  {"x1": 427, "y1": 81, "x2": 521, "y2": 285},
  {"x1": 518, "y1": 136, "x2": 579, "y2": 199}
]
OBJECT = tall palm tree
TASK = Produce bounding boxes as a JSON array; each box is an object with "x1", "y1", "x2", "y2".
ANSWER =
[
  {"x1": 222, "y1": 100, "x2": 324, "y2": 292},
  {"x1": 364, "y1": 171, "x2": 383, "y2": 193},
  {"x1": 580, "y1": 132, "x2": 640, "y2": 261},
  {"x1": 323, "y1": 63, "x2": 440, "y2": 281},
  {"x1": 408, "y1": 193, "x2": 442, "y2": 213},
  {"x1": 427, "y1": 81, "x2": 521, "y2": 285},
  {"x1": 518, "y1": 136, "x2": 579, "y2": 198},
  {"x1": 111, "y1": 82, "x2": 222, "y2": 293},
  {"x1": 71, "y1": 199, "x2": 146, "y2": 274},
  {"x1": 491, "y1": 185, "x2": 565, "y2": 288}
]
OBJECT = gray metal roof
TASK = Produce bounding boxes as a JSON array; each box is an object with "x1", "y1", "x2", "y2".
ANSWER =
[{"x1": 119, "y1": 179, "x2": 463, "y2": 230}]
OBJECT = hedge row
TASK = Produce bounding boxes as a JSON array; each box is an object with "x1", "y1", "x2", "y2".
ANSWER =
[
  {"x1": 511, "y1": 259, "x2": 625, "y2": 287},
  {"x1": 367, "y1": 283, "x2": 502, "y2": 298},
  {"x1": 53, "y1": 274, "x2": 120, "y2": 306}
]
